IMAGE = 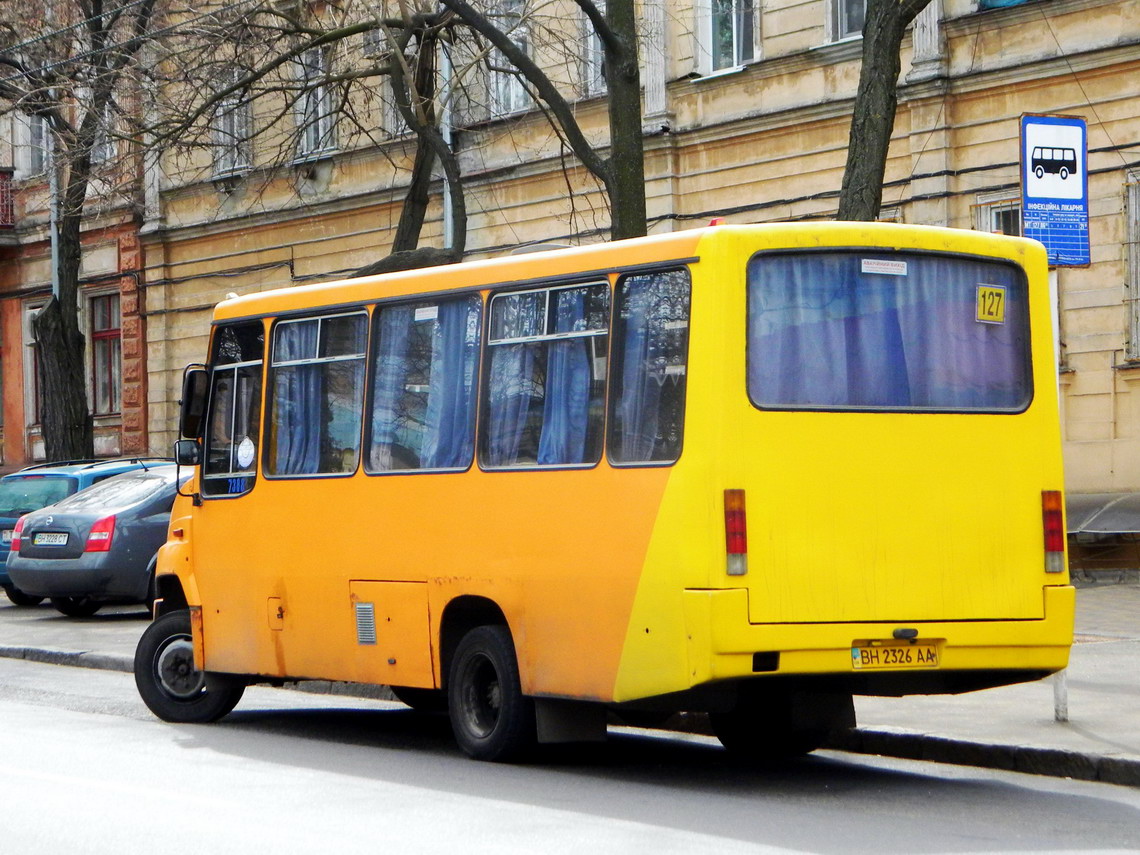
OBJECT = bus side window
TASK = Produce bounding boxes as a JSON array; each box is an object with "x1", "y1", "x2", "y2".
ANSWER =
[
  {"x1": 202, "y1": 322, "x2": 265, "y2": 497},
  {"x1": 481, "y1": 283, "x2": 609, "y2": 468},
  {"x1": 366, "y1": 296, "x2": 481, "y2": 472},
  {"x1": 607, "y1": 269, "x2": 692, "y2": 465},
  {"x1": 266, "y1": 312, "x2": 368, "y2": 477}
]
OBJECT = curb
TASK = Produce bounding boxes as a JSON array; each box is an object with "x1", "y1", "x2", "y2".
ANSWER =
[
  {"x1": 3, "y1": 643, "x2": 1137, "y2": 787},
  {"x1": 828, "y1": 728, "x2": 1140, "y2": 788}
]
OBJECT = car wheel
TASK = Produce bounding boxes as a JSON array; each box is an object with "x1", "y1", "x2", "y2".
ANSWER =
[
  {"x1": 448, "y1": 625, "x2": 536, "y2": 762},
  {"x1": 134, "y1": 610, "x2": 245, "y2": 723},
  {"x1": 3, "y1": 585, "x2": 44, "y2": 607},
  {"x1": 50, "y1": 596, "x2": 102, "y2": 617},
  {"x1": 390, "y1": 685, "x2": 448, "y2": 713}
]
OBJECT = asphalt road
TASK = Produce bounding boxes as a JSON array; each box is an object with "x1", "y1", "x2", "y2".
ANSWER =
[{"x1": 2, "y1": 658, "x2": 1138, "y2": 854}]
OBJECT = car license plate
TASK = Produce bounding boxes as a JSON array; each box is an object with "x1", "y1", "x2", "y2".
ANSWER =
[
  {"x1": 1, "y1": 529, "x2": 10, "y2": 544},
  {"x1": 33, "y1": 532, "x2": 68, "y2": 546},
  {"x1": 851, "y1": 640, "x2": 940, "y2": 670}
]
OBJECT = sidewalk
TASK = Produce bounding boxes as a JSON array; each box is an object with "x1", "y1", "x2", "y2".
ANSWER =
[{"x1": 0, "y1": 584, "x2": 1137, "y2": 786}]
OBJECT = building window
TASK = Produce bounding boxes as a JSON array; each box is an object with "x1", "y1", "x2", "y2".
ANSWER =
[
  {"x1": 23, "y1": 303, "x2": 44, "y2": 427},
  {"x1": 974, "y1": 194, "x2": 1023, "y2": 236},
  {"x1": 213, "y1": 75, "x2": 252, "y2": 177},
  {"x1": 1127, "y1": 175, "x2": 1140, "y2": 359},
  {"x1": 27, "y1": 114, "x2": 48, "y2": 176},
  {"x1": 582, "y1": 2, "x2": 607, "y2": 97},
  {"x1": 713, "y1": 0, "x2": 755, "y2": 69},
  {"x1": 90, "y1": 105, "x2": 116, "y2": 165},
  {"x1": 295, "y1": 48, "x2": 337, "y2": 160},
  {"x1": 89, "y1": 293, "x2": 122, "y2": 416},
  {"x1": 833, "y1": 0, "x2": 866, "y2": 40},
  {"x1": 489, "y1": 0, "x2": 531, "y2": 116}
]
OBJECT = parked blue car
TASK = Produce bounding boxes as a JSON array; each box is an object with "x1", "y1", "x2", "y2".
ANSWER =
[
  {"x1": 6, "y1": 465, "x2": 187, "y2": 617},
  {"x1": 0, "y1": 458, "x2": 169, "y2": 606}
]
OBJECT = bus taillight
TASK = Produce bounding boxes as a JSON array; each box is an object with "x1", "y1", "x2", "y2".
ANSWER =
[
  {"x1": 725, "y1": 489, "x2": 748, "y2": 576},
  {"x1": 1042, "y1": 490, "x2": 1065, "y2": 573}
]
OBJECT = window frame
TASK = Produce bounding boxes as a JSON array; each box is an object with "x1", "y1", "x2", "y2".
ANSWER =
[
  {"x1": 830, "y1": 0, "x2": 866, "y2": 41},
  {"x1": 364, "y1": 294, "x2": 483, "y2": 476},
  {"x1": 479, "y1": 280, "x2": 611, "y2": 471},
  {"x1": 696, "y1": 0, "x2": 758, "y2": 75},
  {"x1": 1127, "y1": 173, "x2": 1140, "y2": 360},
  {"x1": 294, "y1": 47, "x2": 338, "y2": 161},
  {"x1": 201, "y1": 321, "x2": 266, "y2": 499},
  {"x1": 212, "y1": 73, "x2": 253, "y2": 178},
  {"x1": 606, "y1": 267, "x2": 693, "y2": 468},
  {"x1": 489, "y1": 0, "x2": 532, "y2": 117},
  {"x1": 974, "y1": 192, "x2": 1023, "y2": 236},
  {"x1": 264, "y1": 310, "x2": 369, "y2": 479},
  {"x1": 745, "y1": 247, "x2": 1035, "y2": 415},
  {"x1": 88, "y1": 290, "x2": 122, "y2": 417}
]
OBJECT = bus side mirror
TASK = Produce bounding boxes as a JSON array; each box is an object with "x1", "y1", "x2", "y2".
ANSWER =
[
  {"x1": 179, "y1": 367, "x2": 209, "y2": 439},
  {"x1": 174, "y1": 439, "x2": 201, "y2": 467}
]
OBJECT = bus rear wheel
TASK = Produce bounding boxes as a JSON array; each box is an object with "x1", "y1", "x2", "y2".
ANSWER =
[
  {"x1": 134, "y1": 609, "x2": 245, "y2": 723},
  {"x1": 710, "y1": 688, "x2": 853, "y2": 762},
  {"x1": 448, "y1": 625, "x2": 536, "y2": 762}
]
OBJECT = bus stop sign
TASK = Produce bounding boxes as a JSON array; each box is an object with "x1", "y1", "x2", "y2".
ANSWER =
[{"x1": 1020, "y1": 115, "x2": 1089, "y2": 267}]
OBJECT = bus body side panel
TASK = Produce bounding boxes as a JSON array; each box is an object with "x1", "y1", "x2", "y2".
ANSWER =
[{"x1": 189, "y1": 462, "x2": 672, "y2": 702}]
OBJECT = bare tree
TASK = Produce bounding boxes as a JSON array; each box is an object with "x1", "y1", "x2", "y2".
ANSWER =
[
  {"x1": 0, "y1": 0, "x2": 159, "y2": 460},
  {"x1": 836, "y1": 0, "x2": 932, "y2": 221}
]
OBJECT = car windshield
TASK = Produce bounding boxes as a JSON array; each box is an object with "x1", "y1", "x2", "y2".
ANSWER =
[
  {"x1": 50, "y1": 468, "x2": 179, "y2": 513},
  {"x1": 0, "y1": 475, "x2": 77, "y2": 517}
]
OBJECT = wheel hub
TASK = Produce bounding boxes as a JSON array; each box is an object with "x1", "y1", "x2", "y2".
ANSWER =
[{"x1": 155, "y1": 636, "x2": 205, "y2": 699}]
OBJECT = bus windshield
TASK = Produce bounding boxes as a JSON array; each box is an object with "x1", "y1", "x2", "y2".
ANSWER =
[{"x1": 747, "y1": 250, "x2": 1032, "y2": 412}]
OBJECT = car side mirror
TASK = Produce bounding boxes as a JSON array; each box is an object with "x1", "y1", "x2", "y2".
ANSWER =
[{"x1": 174, "y1": 439, "x2": 201, "y2": 467}]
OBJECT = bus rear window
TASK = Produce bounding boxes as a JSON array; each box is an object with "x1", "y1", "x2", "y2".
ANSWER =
[{"x1": 747, "y1": 251, "x2": 1032, "y2": 412}]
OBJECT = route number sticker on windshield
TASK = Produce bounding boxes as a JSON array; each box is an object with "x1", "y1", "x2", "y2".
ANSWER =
[{"x1": 976, "y1": 285, "x2": 1007, "y2": 324}]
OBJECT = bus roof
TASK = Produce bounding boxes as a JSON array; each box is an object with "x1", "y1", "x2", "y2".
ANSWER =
[{"x1": 212, "y1": 222, "x2": 1044, "y2": 322}]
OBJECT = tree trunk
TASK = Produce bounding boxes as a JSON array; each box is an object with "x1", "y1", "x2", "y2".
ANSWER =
[
  {"x1": 34, "y1": 156, "x2": 95, "y2": 461},
  {"x1": 836, "y1": 0, "x2": 931, "y2": 221},
  {"x1": 32, "y1": 299, "x2": 93, "y2": 461},
  {"x1": 604, "y1": 0, "x2": 647, "y2": 240}
]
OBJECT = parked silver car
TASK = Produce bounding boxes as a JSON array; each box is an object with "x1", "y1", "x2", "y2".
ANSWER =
[{"x1": 5, "y1": 465, "x2": 187, "y2": 617}]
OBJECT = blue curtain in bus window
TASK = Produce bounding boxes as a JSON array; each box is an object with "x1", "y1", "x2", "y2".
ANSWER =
[
  {"x1": 272, "y1": 320, "x2": 322, "y2": 474},
  {"x1": 611, "y1": 272, "x2": 691, "y2": 463},
  {"x1": 537, "y1": 289, "x2": 590, "y2": 464},
  {"x1": 486, "y1": 344, "x2": 538, "y2": 465},
  {"x1": 615, "y1": 282, "x2": 659, "y2": 460},
  {"x1": 421, "y1": 298, "x2": 479, "y2": 469},
  {"x1": 748, "y1": 253, "x2": 1028, "y2": 410},
  {"x1": 369, "y1": 306, "x2": 414, "y2": 470}
]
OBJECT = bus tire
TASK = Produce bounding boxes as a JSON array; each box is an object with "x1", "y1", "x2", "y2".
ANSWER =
[
  {"x1": 448, "y1": 625, "x2": 536, "y2": 762},
  {"x1": 390, "y1": 685, "x2": 448, "y2": 713},
  {"x1": 134, "y1": 609, "x2": 245, "y2": 723},
  {"x1": 710, "y1": 689, "x2": 840, "y2": 762},
  {"x1": 1059, "y1": 167, "x2": 1069, "y2": 180},
  {"x1": 3, "y1": 585, "x2": 44, "y2": 607}
]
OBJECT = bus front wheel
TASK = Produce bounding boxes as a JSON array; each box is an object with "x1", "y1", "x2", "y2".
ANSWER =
[
  {"x1": 448, "y1": 625, "x2": 536, "y2": 762},
  {"x1": 134, "y1": 609, "x2": 245, "y2": 723}
]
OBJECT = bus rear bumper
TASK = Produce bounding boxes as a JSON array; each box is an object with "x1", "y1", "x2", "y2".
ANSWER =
[{"x1": 682, "y1": 585, "x2": 1075, "y2": 696}]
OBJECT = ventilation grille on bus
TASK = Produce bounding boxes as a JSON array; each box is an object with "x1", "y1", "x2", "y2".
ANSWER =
[{"x1": 355, "y1": 602, "x2": 377, "y2": 645}]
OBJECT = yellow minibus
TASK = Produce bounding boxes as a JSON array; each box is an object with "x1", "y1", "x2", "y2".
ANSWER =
[{"x1": 134, "y1": 222, "x2": 1074, "y2": 761}]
